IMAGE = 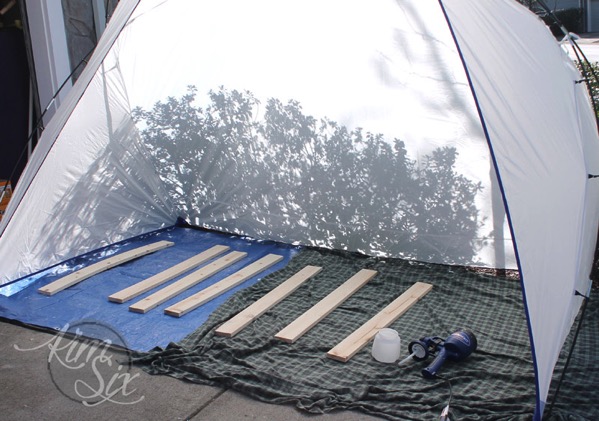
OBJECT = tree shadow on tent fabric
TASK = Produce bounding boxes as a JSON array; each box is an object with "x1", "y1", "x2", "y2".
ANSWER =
[
  {"x1": 41, "y1": 116, "x2": 174, "y2": 261},
  {"x1": 133, "y1": 86, "x2": 484, "y2": 265}
]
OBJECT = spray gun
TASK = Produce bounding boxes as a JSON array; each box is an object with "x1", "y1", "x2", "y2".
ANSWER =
[
  {"x1": 424, "y1": 329, "x2": 477, "y2": 378},
  {"x1": 399, "y1": 329, "x2": 478, "y2": 421},
  {"x1": 398, "y1": 335, "x2": 445, "y2": 366},
  {"x1": 399, "y1": 329, "x2": 477, "y2": 377}
]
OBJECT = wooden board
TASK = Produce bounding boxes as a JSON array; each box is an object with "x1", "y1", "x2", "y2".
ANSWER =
[
  {"x1": 38, "y1": 240, "x2": 175, "y2": 296},
  {"x1": 164, "y1": 253, "x2": 285, "y2": 318},
  {"x1": 108, "y1": 245, "x2": 229, "y2": 303},
  {"x1": 214, "y1": 265, "x2": 322, "y2": 337},
  {"x1": 274, "y1": 269, "x2": 377, "y2": 344},
  {"x1": 326, "y1": 281, "x2": 433, "y2": 362},
  {"x1": 128, "y1": 251, "x2": 247, "y2": 314}
]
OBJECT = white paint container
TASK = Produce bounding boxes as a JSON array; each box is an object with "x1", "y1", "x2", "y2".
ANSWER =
[{"x1": 371, "y1": 328, "x2": 401, "y2": 363}]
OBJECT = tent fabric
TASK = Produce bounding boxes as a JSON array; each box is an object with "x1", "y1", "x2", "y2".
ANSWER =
[
  {"x1": 441, "y1": 0, "x2": 599, "y2": 412},
  {"x1": 0, "y1": 1, "x2": 597, "y2": 419},
  {"x1": 0, "y1": 0, "x2": 176, "y2": 280},
  {"x1": 0, "y1": 0, "x2": 515, "y2": 282}
]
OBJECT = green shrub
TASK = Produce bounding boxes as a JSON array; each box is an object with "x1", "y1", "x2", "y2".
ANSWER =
[{"x1": 576, "y1": 60, "x2": 599, "y2": 118}]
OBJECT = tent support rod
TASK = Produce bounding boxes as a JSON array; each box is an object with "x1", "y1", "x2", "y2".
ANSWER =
[
  {"x1": 546, "y1": 291, "x2": 590, "y2": 417},
  {"x1": 534, "y1": 0, "x2": 599, "y2": 130}
]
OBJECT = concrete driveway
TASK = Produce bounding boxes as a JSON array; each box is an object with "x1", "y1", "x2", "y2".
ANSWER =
[{"x1": 0, "y1": 320, "x2": 383, "y2": 421}]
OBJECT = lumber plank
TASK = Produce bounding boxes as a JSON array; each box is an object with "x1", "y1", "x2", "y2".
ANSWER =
[
  {"x1": 326, "y1": 281, "x2": 433, "y2": 362},
  {"x1": 274, "y1": 269, "x2": 377, "y2": 344},
  {"x1": 214, "y1": 265, "x2": 323, "y2": 337},
  {"x1": 164, "y1": 253, "x2": 285, "y2": 318},
  {"x1": 38, "y1": 240, "x2": 175, "y2": 296},
  {"x1": 128, "y1": 250, "x2": 247, "y2": 314},
  {"x1": 108, "y1": 245, "x2": 229, "y2": 303}
]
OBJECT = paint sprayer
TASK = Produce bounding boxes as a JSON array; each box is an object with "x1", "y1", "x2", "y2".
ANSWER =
[
  {"x1": 399, "y1": 329, "x2": 478, "y2": 421},
  {"x1": 399, "y1": 329, "x2": 477, "y2": 377}
]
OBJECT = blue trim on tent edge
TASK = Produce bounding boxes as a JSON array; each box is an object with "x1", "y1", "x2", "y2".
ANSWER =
[{"x1": 436, "y1": 1, "x2": 542, "y2": 419}]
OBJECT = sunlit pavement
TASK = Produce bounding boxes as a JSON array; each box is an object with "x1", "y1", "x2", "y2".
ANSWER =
[{"x1": 563, "y1": 32, "x2": 599, "y2": 63}]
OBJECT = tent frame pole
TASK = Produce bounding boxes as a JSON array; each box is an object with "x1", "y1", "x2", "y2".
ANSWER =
[
  {"x1": 546, "y1": 291, "x2": 590, "y2": 417},
  {"x1": 533, "y1": 0, "x2": 599, "y2": 129}
]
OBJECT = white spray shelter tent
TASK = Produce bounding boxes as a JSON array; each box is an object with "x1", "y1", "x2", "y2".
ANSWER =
[{"x1": 1, "y1": 0, "x2": 598, "y2": 418}]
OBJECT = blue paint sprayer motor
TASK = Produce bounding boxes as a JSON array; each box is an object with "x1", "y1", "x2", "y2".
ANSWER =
[
  {"x1": 399, "y1": 329, "x2": 477, "y2": 378},
  {"x1": 399, "y1": 329, "x2": 478, "y2": 420}
]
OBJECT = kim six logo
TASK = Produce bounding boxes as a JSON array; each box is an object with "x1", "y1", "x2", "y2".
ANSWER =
[{"x1": 14, "y1": 320, "x2": 144, "y2": 406}]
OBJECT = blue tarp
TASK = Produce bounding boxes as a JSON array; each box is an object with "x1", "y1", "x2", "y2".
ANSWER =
[{"x1": 0, "y1": 226, "x2": 298, "y2": 351}]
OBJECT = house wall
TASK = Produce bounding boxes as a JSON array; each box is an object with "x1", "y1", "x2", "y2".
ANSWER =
[
  {"x1": 24, "y1": 0, "x2": 116, "y2": 126},
  {"x1": 24, "y1": 0, "x2": 71, "y2": 126},
  {"x1": 0, "y1": 28, "x2": 30, "y2": 186},
  {"x1": 554, "y1": 0, "x2": 583, "y2": 9},
  {"x1": 5, "y1": 1, "x2": 116, "y2": 186},
  {"x1": 590, "y1": 0, "x2": 599, "y2": 31},
  {"x1": 61, "y1": 0, "x2": 98, "y2": 82}
]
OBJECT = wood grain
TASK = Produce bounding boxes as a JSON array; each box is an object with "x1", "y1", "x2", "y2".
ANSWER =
[
  {"x1": 326, "y1": 282, "x2": 433, "y2": 362},
  {"x1": 214, "y1": 265, "x2": 322, "y2": 337},
  {"x1": 274, "y1": 269, "x2": 377, "y2": 344},
  {"x1": 38, "y1": 240, "x2": 174, "y2": 296},
  {"x1": 128, "y1": 251, "x2": 247, "y2": 313},
  {"x1": 164, "y1": 254, "x2": 285, "y2": 318},
  {"x1": 108, "y1": 245, "x2": 229, "y2": 303}
]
